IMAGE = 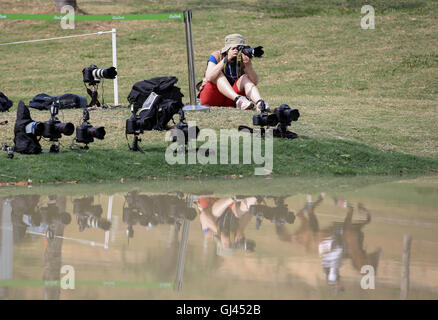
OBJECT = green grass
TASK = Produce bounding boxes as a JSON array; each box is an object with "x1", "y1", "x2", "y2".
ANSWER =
[{"x1": 0, "y1": 0, "x2": 437, "y2": 183}]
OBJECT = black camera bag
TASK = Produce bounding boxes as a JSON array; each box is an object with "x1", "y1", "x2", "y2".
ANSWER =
[
  {"x1": 13, "y1": 101, "x2": 42, "y2": 154},
  {"x1": 127, "y1": 76, "x2": 184, "y2": 131},
  {"x1": 0, "y1": 91, "x2": 13, "y2": 112},
  {"x1": 29, "y1": 93, "x2": 87, "y2": 110}
]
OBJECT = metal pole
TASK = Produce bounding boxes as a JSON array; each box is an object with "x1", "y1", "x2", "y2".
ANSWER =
[
  {"x1": 111, "y1": 28, "x2": 119, "y2": 106},
  {"x1": 184, "y1": 10, "x2": 197, "y2": 106},
  {"x1": 174, "y1": 219, "x2": 190, "y2": 292}
]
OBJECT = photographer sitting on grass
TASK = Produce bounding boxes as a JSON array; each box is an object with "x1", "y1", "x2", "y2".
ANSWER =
[{"x1": 198, "y1": 34, "x2": 267, "y2": 111}]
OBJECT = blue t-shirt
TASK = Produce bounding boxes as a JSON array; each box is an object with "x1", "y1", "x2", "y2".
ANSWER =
[{"x1": 208, "y1": 54, "x2": 241, "y2": 86}]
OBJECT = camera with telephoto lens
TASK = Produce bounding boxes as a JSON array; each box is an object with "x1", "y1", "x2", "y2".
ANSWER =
[
  {"x1": 75, "y1": 109, "x2": 106, "y2": 148},
  {"x1": 73, "y1": 197, "x2": 111, "y2": 232},
  {"x1": 249, "y1": 196, "x2": 295, "y2": 230},
  {"x1": 235, "y1": 45, "x2": 264, "y2": 59},
  {"x1": 82, "y1": 64, "x2": 117, "y2": 86}
]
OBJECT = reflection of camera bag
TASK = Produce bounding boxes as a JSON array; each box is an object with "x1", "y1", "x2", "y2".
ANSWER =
[
  {"x1": 127, "y1": 76, "x2": 184, "y2": 131},
  {"x1": 0, "y1": 91, "x2": 13, "y2": 112}
]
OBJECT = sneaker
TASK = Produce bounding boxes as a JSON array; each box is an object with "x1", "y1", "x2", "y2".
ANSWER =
[
  {"x1": 256, "y1": 99, "x2": 271, "y2": 112},
  {"x1": 235, "y1": 96, "x2": 254, "y2": 110}
]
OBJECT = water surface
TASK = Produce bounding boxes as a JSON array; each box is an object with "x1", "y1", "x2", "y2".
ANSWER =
[{"x1": 1, "y1": 175, "x2": 437, "y2": 299}]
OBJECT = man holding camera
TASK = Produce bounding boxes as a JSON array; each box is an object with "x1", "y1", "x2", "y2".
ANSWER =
[{"x1": 198, "y1": 34, "x2": 267, "y2": 111}]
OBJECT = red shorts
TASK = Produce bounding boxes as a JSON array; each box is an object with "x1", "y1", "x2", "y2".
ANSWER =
[
  {"x1": 199, "y1": 79, "x2": 245, "y2": 107},
  {"x1": 199, "y1": 197, "x2": 233, "y2": 210}
]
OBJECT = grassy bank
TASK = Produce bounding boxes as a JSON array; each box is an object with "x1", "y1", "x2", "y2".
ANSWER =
[{"x1": 0, "y1": 0, "x2": 437, "y2": 183}]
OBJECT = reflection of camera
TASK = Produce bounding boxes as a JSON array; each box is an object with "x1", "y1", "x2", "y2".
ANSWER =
[
  {"x1": 75, "y1": 109, "x2": 106, "y2": 148},
  {"x1": 38, "y1": 199, "x2": 72, "y2": 225},
  {"x1": 73, "y1": 197, "x2": 111, "y2": 232},
  {"x1": 236, "y1": 45, "x2": 264, "y2": 59},
  {"x1": 11, "y1": 195, "x2": 71, "y2": 240},
  {"x1": 250, "y1": 197, "x2": 295, "y2": 230},
  {"x1": 123, "y1": 192, "x2": 197, "y2": 238},
  {"x1": 82, "y1": 65, "x2": 117, "y2": 86}
]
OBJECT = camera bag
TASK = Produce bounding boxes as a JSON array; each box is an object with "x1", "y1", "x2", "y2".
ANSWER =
[
  {"x1": 29, "y1": 93, "x2": 87, "y2": 110},
  {"x1": 13, "y1": 101, "x2": 42, "y2": 154},
  {"x1": 127, "y1": 76, "x2": 184, "y2": 131},
  {"x1": 0, "y1": 91, "x2": 13, "y2": 112}
]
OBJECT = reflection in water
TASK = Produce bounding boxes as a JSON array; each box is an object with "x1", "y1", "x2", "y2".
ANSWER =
[
  {"x1": 73, "y1": 197, "x2": 111, "y2": 233},
  {"x1": 0, "y1": 176, "x2": 438, "y2": 299},
  {"x1": 276, "y1": 194, "x2": 381, "y2": 295}
]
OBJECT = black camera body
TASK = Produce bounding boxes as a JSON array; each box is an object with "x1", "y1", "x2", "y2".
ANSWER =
[
  {"x1": 169, "y1": 108, "x2": 200, "y2": 146},
  {"x1": 253, "y1": 104, "x2": 299, "y2": 127},
  {"x1": 82, "y1": 64, "x2": 117, "y2": 86},
  {"x1": 125, "y1": 113, "x2": 149, "y2": 135},
  {"x1": 42, "y1": 101, "x2": 75, "y2": 141},
  {"x1": 236, "y1": 45, "x2": 264, "y2": 59},
  {"x1": 75, "y1": 109, "x2": 106, "y2": 146},
  {"x1": 252, "y1": 104, "x2": 300, "y2": 139},
  {"x1": 170, "y1": 120, "x2": 200, "y2": 145}
]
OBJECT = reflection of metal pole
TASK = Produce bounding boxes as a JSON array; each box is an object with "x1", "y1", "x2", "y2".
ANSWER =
[
  {"x1": 184, "y1": 9, "x2": 197, "y2": 105},
  {"x1": 400, "y1": 235, "x2": 412, "y2": 300},
  {"x1": 104, "y1": 195, "x2": 113, "y2": 250},
  {"x1": 168, "y1": 224, "x2": 176, "y2": 248},
  {"x1": 174, "y1": 219, "x2": 190, "y2": 292},
  {"x1": 0, "y1": 199, "x2": 13, "y2": 299}
]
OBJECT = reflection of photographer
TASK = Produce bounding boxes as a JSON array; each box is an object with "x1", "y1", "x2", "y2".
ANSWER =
[
  {"x1": 198, "y1": 34, "x2": 267, "y2": 111},
  {"x1": 194, "y1": 196, "x2": 256, "y2": 255}
]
